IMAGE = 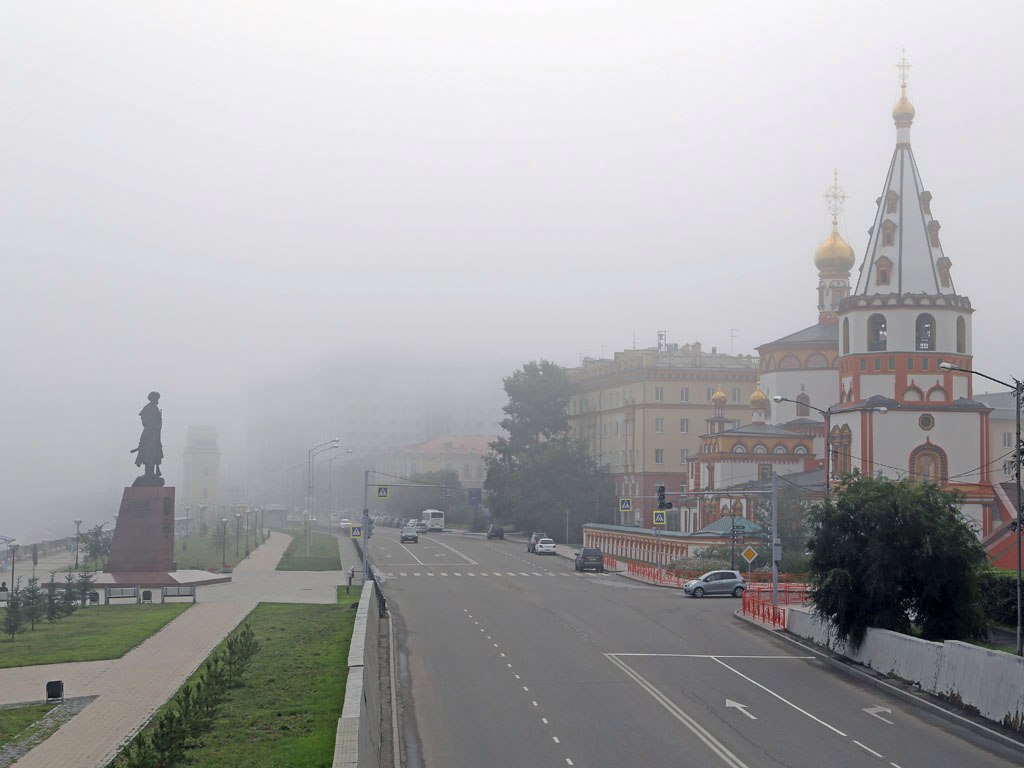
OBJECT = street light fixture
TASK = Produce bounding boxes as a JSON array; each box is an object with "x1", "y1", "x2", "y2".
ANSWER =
[
  {"x1": 220, "y1": 518, "x2": 228, "y2": 567},
  {"x1": 9, "y1": 542, "x2": 18, "y2": 589},
  {"x1": 74, "y1": 519, "x2": 83, "y2": 571},
  {"x1": 773, "y1": 396, "x2": 888, "y2": 496},
  {"x1": 235, "y1": 513, "x2": 242, "y2": 557},
  {"x1": 307, "y1": 439, "x2": 341, "y2": 556},
  {"x1": 939, "y1": 360, "x2": 1023, "y2": 657}
]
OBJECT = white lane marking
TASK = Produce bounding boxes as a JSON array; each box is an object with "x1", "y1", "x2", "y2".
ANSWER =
[
  {"x1": 413, "y1": 572, "x2": 421, "y2": 577},
  {"x1": 519, "y1": 572, "x2": 530, "y2": 576},
  {"x1": 541, "y1": 717, "x2": 548, "y2": 724},
  {"x1": 853, "y1": 741, "x2": 884, "y2": 758},
  {"x1": 473, "y1": 621, "x2": 478, "y2": 625},
  {"x1": 533, "y1": 572, "x2": 543, "y2": 576},
  {"x1": 523, "y1": 686, "x2": 529, "y2": 692},
  {"x1": 441, "y1": 572, "x2": 449, "y2": 577},
  {"x1": 425, "y1": 536, "x2": 477, "y2": 564},
  {"x1": 726, "y1": 700, "x2": 757, "y2": 720},
  {"x1": 566, "y1": 760, "x2": 574, "y2": 766},
  {"x1": 467, "y1": 572, "x2": 475, "y2": 576},
  {"x1": 606, "y1": 654, "x2": 749, "y2": 768},
  {"x1": 863, "y1": 706, "x2": 894, "y2": 725},
  {"x1": 454, "y1": 572, "x2": 462, "y2": 576},
  {"x1": 506, "y1": 572, "x2": 517, "y2": 576},
  {"x1": 613, "y1": 653, "x2": 814, "y2": 659},
  {"x1": 397, "y1": 540, "x2": 425, "y2": 565},
  {"x1": 514, "y1": 674, "x2": 520, "y2": 679},
  {"x1": 553, "y1": 736, "x2": 560, "y2": 744},
  {"x1": 890, "y1": 763, "x2": 903, "y2": 768},
  {"x1": 463, "y1": 609, "x2": 468, "y2": 612},
  {"x1": 709, "y1": 657, "x2": 846, "y2": 737},
  {"x1": 507, "y1": 663, "x2": 512, "y2": 668},
  {"x1": 532, "y1": 701, "x2": 538, "y2": 707},
  {"x1": 400, "y1": 573, "x2": 407, "y2": 577},
  {"x1": 501, "y1": 653, "x2": 506, "y2": 657}
]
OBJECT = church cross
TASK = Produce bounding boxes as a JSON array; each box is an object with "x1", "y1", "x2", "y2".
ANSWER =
[
  {"x1": 824, "y1": 169, "x2": 847, "y2": 223},
  {"x1": 897, "y1": 50, "x2": 911, "y2": 86}
]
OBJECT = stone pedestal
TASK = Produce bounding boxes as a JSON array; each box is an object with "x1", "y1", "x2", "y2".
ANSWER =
[{"x1": 106, "y1": 486, "x2": 177, "y2": 573}]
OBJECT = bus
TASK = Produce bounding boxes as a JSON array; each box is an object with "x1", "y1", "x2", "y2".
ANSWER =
[{"x1": 421, "y1": 509, "x2": 445, "y2": 532}]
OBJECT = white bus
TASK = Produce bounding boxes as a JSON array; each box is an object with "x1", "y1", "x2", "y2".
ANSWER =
[{"x1": 421, "y1": 509, "x2": 445, "y2": 532}]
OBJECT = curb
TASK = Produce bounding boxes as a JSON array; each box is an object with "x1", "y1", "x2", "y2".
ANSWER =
[{"x1": 733, "y1": 609, "x2": 1024, "y2": 752}]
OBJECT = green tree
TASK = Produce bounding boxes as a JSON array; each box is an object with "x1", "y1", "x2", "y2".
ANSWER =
[
  {"x1": 485, "y1": 361, "x2": 616, "y2": 542},
  {"x1": 84, "y1": 524, "x2": 112, "y2": 570},
  {"x1": 807, "y1": 475, "x2": 987, "y2": 647},
  {"x1": 45, "y1": 575, "x2": 61, "y2": 621},
  {"x1": 61, "y1": 574, "x2": 78, "y2": 616},
  {"x1": 76, "y1": 571, "x2": 98, "y2": 607},
  {"x1": 21, "y1": 577, "x2": 45, "y2": 630},
  {"x1": 2, "y1": 580, "x2": 26, "y2": 640}
]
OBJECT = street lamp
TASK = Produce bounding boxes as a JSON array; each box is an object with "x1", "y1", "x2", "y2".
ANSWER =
[
  {"x1": 940, "y1": 360, "x2": 1023, "y2": 657},
  {"x1": 220, "y1": 518, "x2": 228, "y2": 567},
  {"x1": 74, "y1": 519, "x2": 83, "y2": 571},
  {"x1": 307, "y1": 439, "x2": 341, "y2": 556},
  {"x1": 235, "y1": 513, "x2": 242, "y2": 557},
  {"x1": 772, "y1": 396, "x2": 888, "y2": 495},
  {"x1": 10, "y1": 542, "x2": 17, "y2": 588}
]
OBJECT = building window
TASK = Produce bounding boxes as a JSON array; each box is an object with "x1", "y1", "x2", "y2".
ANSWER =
[
  {"x1": 753, "y1": 445, "x2": 768, "y2": 454},
  {"x1": 680, "y1": 387, "x2": 690, "y2": 402},
  {"x1": 885, "y1": 191, "x2": 899, "y2": 214},
  {"x1": 916, "y1": 313, "x2": 936, "y2": 351},
  {"x1": 655, "y1": 418, "x2": 664, "y2": 434},
  {"x1": 907, "y1": 358, "x2": 914, "y2": 371},
  {"x1": 732, "y1": 388, "x2": 741, "y2": 402},
  {"x1": 867, "y1": 314, "x2": 887, "y2": 351},
  {"x1": 1005, "y1": 432, "x2": 1013, "y2": 448},
  {"x1": 881, "y1": 220, "x2": 896, "y2": 247},
  {"x1": 758, "y1": 464, "x2": 772, "y2": 482},
  {"x1": 794, "y1": 445, "x2": 808, "y2": 455},
  {"x1": 733, "y1": 445, "x2": 747, "y2": 453},
  {"x1": 680, "y1": 418, "x2": 690, "y2": 434},
  {"x1": 910, "y1": 443, "x2": 947, "y2": 484},
  {"x1": 877, "y1": 266, "x2": 890, "y2": 285},
  {"x1": 842, "y1": 318, "x2": 850, "y2": 354},
  {"x1": 928, "y1": 220, "x2": 941, "y2": 247},
  {"x1": 956, "y1": 317, "x2": 966, "y2": 353},
  {"x1": 681, "y1": 449, "x2": 690, "y2": 462},
  {"x1": 654, "y1": 449, "x2": 664, "y2": 465},
  {"x1": 796, "y1": 393, "x2": 810, "y2": 417},
  {"x1": 874, "y1": 358, "x2": 881, "y2": 371},
  {"x1": 889, "y1": 357, "x2": 896, "y2": 370},
  {"x1": 655, "y1": 386, "x2": 664, "y2": 402},
  {"x1": 922, "y1": 358, "x2": 930, "y2": 371},
  {"x1": 773, "y1": 445, "x2": 787, "y2": 454}
]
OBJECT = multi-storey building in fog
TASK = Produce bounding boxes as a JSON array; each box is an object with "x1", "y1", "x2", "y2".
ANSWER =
[
  {"x1": 567, "y1": 338, "x2": 760, "y2": 527},
  {"x1": 181, "y1": 425, "x2": 221, "y2": 526}
]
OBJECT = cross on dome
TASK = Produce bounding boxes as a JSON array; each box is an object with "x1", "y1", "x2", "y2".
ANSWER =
[
  {"x1": 897, "y1": 49, "x2": 911, "y2": 87},
  {"x1": 824, "y1": 168, "x2": 847, "y2": 226}
]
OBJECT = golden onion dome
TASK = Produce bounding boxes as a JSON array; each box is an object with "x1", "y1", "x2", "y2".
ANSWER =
[
  {"x1": 892, "y1": 85, "x2": 915, "y2": 122},
  {"x1": 712, "y1": 386, "x2": 727, "y2": 408},
  {"x1": 814, "y1": 223, "x2": 856, "y2": 273},
  {"x1": 749, "y1": 384, "x2": 768, "y2": 411}
]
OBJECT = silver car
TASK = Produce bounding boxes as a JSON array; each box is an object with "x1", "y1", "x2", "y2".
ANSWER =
[{"x1": 683, "y1": 570, "x2": 745, "y2": 598}]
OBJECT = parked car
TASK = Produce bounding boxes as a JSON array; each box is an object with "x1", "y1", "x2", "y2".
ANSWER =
[
  {"x1": 527, "y1": 532, "x2": 548, "y2": 553},
  {"x1": 486, "y1": 525, "x2": 504, "y2": 540},
  {"x1": 574, "y1": 547, "x2": 604, "y2": 572},
  {"x1": 535, "y1": 538, "x2": 557, "y2": 555},
  {"x1": 400, "y1": 526, "x2": 419, "y2": 543},
  {"x1": 682, "y1": 570, "x2": 745, "y2": 598}
]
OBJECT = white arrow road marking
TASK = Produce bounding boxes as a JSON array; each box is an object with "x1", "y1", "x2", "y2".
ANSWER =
[
  {"x1": 862, "y1": 706, "x2": 894, "y2": 725},
  {"x1": 726, "y1": 700, "x2": 757, "y2": 720}
]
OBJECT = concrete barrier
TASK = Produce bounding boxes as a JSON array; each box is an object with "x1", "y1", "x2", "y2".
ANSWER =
[
  {"x1": 787, "y1": 606, "x2": 1024, "y2": 732},
  {"x1": 333, "y1": 581, "x2": 384, "y2": 767}
]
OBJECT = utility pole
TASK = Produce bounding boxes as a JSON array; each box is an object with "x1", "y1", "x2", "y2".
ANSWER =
[{"x1": 771, "y1": 472, "x2": 779, "y2": 607}]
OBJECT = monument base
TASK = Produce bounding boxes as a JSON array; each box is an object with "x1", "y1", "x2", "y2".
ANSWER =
[{"x1": 106, "y1": 486, "x2": 177, "y2": 573}]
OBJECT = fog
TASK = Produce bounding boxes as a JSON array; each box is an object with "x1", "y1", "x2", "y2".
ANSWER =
[{"x1": 2, "y1": 1, "x2": 1021, "y2": 543}]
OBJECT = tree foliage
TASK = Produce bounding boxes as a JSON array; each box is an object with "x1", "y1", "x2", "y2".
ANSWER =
[
  {"x1": 484, "y1": 361, "x2": 616, "y2": 543},
  {"x1": 807, "y1": 476, "x2": 987, "y2": 647},
  {"x1": 2, "y1": 580, "x2": 26, "y2": 640}
]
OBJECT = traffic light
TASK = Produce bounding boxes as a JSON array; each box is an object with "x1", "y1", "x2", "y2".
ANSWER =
[{"x1": 657, "y1": 485, "x2": 665, "y2": 510}]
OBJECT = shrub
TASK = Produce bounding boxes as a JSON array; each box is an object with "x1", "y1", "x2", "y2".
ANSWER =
[{"x1": 977, "y1": 570, "x2": 1017, "y2": 627}]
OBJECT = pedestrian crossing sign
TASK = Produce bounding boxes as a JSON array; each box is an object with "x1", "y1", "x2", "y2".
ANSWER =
[
  {"x1": 350, "y1": 526, "x2": 363, "y2": 539},
  {"x1": 653, "y1": 510, "x2": 666, "y2": 526},
  {"x1": 619, "y1": 498, "x2": 632, "y2": 512},
  {"x1": 377, "y1": 486, "x2": 389, "y2": 499}
]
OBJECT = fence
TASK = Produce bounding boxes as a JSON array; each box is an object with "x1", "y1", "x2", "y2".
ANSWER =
[{"x1": 741, "y1": 590, "x2": 788, "y2": 629}]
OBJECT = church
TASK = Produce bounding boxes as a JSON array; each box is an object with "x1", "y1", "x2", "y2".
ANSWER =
[{"x1": 695, "y1": 56, "x2": 1016, "y2": 555}]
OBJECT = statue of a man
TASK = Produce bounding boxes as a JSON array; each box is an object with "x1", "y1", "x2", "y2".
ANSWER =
[{"x1": 132, "y1": 391, "x2": 164, "y2": 485}]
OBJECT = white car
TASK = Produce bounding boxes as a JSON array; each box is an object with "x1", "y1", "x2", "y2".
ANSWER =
[
  {"x1": 339, "y1": 518, "x2": 352, "y2": 528},
  {"x1": 534, "y1": 538, "x2": 557, "y2": 555}
]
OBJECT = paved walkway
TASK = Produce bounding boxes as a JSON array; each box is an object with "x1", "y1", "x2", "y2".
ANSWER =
[{"x1": 6, "y1": 532, "x2": 353, "y2": 768}]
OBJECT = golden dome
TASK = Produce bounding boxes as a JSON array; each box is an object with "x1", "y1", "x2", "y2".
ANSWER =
[
  {"x1": 814, "y1": 223, "x2": 855, "y2": 273},
  {"x1": 749, "y1": 384, "x2": 768, "y2": 411},
  {"x1": 712, "y1": 386, "x2": 727, "y2": 407},
  {"x1": 892, "y1": 85, "x2": 915, "y2": 122}
]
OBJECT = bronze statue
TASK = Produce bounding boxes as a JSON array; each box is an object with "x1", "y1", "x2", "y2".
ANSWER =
[{"x1": 131, "y1": 391, "x2": 165, "y2": 487}]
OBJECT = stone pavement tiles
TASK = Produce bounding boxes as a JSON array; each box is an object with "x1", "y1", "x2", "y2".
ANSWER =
[{"x1": 7, "y1": 532, "x2": 345, "y2": 768}]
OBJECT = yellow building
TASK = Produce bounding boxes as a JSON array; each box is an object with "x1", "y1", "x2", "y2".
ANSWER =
[{"x1": 567, "y1": 339, "x2": 760, "y2": 527}]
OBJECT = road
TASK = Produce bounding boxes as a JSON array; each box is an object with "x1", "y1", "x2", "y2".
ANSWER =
[{"x1": 370, "y1": 529, "x2": 1024, "y2": 768}]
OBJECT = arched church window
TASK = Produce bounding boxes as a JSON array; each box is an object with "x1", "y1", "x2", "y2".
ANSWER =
[
  {"x1": 881, "y1": 220, "x2": 896, "y2": 247},
  {"x1": 910, "y1": 443, "x2": 947, "y2": 484},
  {"x1": 779, "y1": 354, "x2": 800, "y2": 370},
  {"x1": 806, "y1": 353, "x2": 828, "y2": 369},
  {"x1": 732, "y1": 445, "x2": 747, "y2": 454},
  {"x1": 885, "y1": 191, "x2": 899, "y2": 214},
  {"x1": 772, "y1": 445, "x2": 787, "y2": 454},
  {"x1": 842, "y1": 318, "x2": 850, "y2": 354},
  {"x1": 794, "y1": 446, "x2": 808, "y2": 455},
  {"x1": 868, "y1": 314, "x2": 887, "y2": 351},
  {"x1": 796, "y1": 393, "x2": 810, "y2": 417},
  {"x1": 926, "y1": 385, "x2": 947, "y2": 402},
  {"x1": 753, "y1": 444, "x2": 768, "y2": 454},
  {"x1": 916, "y1": 313, "x2": 936, "y2": 351},
  {"x1": 956, "y1": 317, "x2": 966, "y2": 353},
  {"x1": 902, "y1": 384, "x2": 924, "y2": 402},
  {"x1": 875, "y1": 256, "x2": 892, "y2": 287}
]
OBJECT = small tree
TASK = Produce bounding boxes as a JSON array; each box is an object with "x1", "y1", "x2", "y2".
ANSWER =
[
  {"x1": 21, "y1": 577, "x2": 45, "y2": 630},
  {"x1": 2, "y1": 580, "x2": 26, "y2": 640},
  {"x1": 61, "y1": 574, "x2": 78, "y2": 616},
  {"x1": 76, "y1": 571, "x2": 98, "y2": 607},
  {"x1": 84, "y1": 524, "x2": 112, "y2": 570},
  {"x1": 45, "y1": 575, "x2": 61, "y2": 621},
  {"x1": 807, "y1": 475, "x2": 987, "y2": 647}
]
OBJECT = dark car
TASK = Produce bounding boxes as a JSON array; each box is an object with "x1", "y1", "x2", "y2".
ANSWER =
[
  {"x1": 574, "y1": 547, "x2": 604, "y2": 572},
  {"x1": 400, "y1": 526, "x2": 418, "y2": 543},
  {"x1": 486, "y1": 525, "x2": 504, "y2": 540},
  {"x1": 527, "y1": 532, "x2": 547, "y2": 553}
]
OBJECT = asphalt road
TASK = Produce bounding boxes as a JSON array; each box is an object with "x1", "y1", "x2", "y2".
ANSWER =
[{"x1": 371, "y1": 530, "x2": 1024, "y2": 768}]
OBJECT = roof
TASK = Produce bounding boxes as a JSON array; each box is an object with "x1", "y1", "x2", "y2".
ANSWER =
[
  {"x1": 703, "y1": 423, "x2": 807, "y2": 439},
  {"x1": 758, "y1": 322, "x2": 838, "y2": 349},
  {"x1": 830, "y1": 395, "x2": 992, "y2": 414},
  {"x1": 724, "y1": 468, "x2": 826, "y2": 494},
  {"x1": 975, "y1": 391, "x2": 1018, "y2": 420}
]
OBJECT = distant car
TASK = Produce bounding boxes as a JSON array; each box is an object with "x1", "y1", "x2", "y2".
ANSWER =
[
  {"x1": 535, "y1": 538, "x2": 556, "y2": 555},
  {"x1": 574, "y1": 547, "x2": 604, "y2": 572},
  {"x1": 339, "y1": 518, "x2": 352, "y2": 528},
  {"x1": 527, "y1": 532, "x2": 547, "y2": 553},
  {"x1": 414, "y1": 520, "x2": 428, "y2": 534},
  {"x1": 486, "y1": 525, "x2": 504, "y2": 540},
  {"x1": 683, "y1": 570, "x2": 745, "y2": 598},
  {"x1": 400, "y1": 527, "x2": 419, "y2": 543}
]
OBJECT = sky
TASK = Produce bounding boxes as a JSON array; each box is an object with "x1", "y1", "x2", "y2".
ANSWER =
[{"x1": 2, "y1": 1, "x2": 1022, "y2": 543}]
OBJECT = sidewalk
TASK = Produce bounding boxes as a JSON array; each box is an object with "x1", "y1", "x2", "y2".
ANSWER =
[{"x1": 7, "y1": 532, "x2": 344, "y2": 768}]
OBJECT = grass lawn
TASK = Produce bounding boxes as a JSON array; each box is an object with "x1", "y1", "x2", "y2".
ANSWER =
[
  {"x1": 173, "y1": 529, "x2": 265, "y2": 570},
  {"x1": 141, "y1": 602, "x2": 356, "y2": 768},
  {"x1": 0, "y1": 604, "x2": 190, "y2": 668},
  {"x1": 0, "y1": 703, "x2": 55, "y2": 748},
  {"x1": 276, "y1": 530, "x2": 342, "y2": 571}
]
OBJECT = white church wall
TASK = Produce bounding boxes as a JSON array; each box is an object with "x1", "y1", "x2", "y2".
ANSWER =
[
  {"x1": 859, "y1": 375, "x2": 896, "y2": 399},
  {"x1": 761, "y1": 369, "x2": 838, "y2": 426}
]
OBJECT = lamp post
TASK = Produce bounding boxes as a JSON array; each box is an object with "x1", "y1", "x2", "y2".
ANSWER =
[
  {"x1": 10, "y1": 542, "x2": 17, "y2": 588},
  {"x1": 772, "y1": 396, "x2": 889, "y2": 495},
  {"x1": 220, "y1": 518, "x2": 228, "y2": 567},
  {"x1": 74, "y1": 519, "x2": 83, "y2": 571},
  {"x1": 940, "y1": 360, "x2": 1023, "y2": 657},
  {"x1": 307, "y1": 439, "x2": 340, "y2": 556},
  {"x1": 235, "y1": 513, "x2": 242, "y2": 557}
]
